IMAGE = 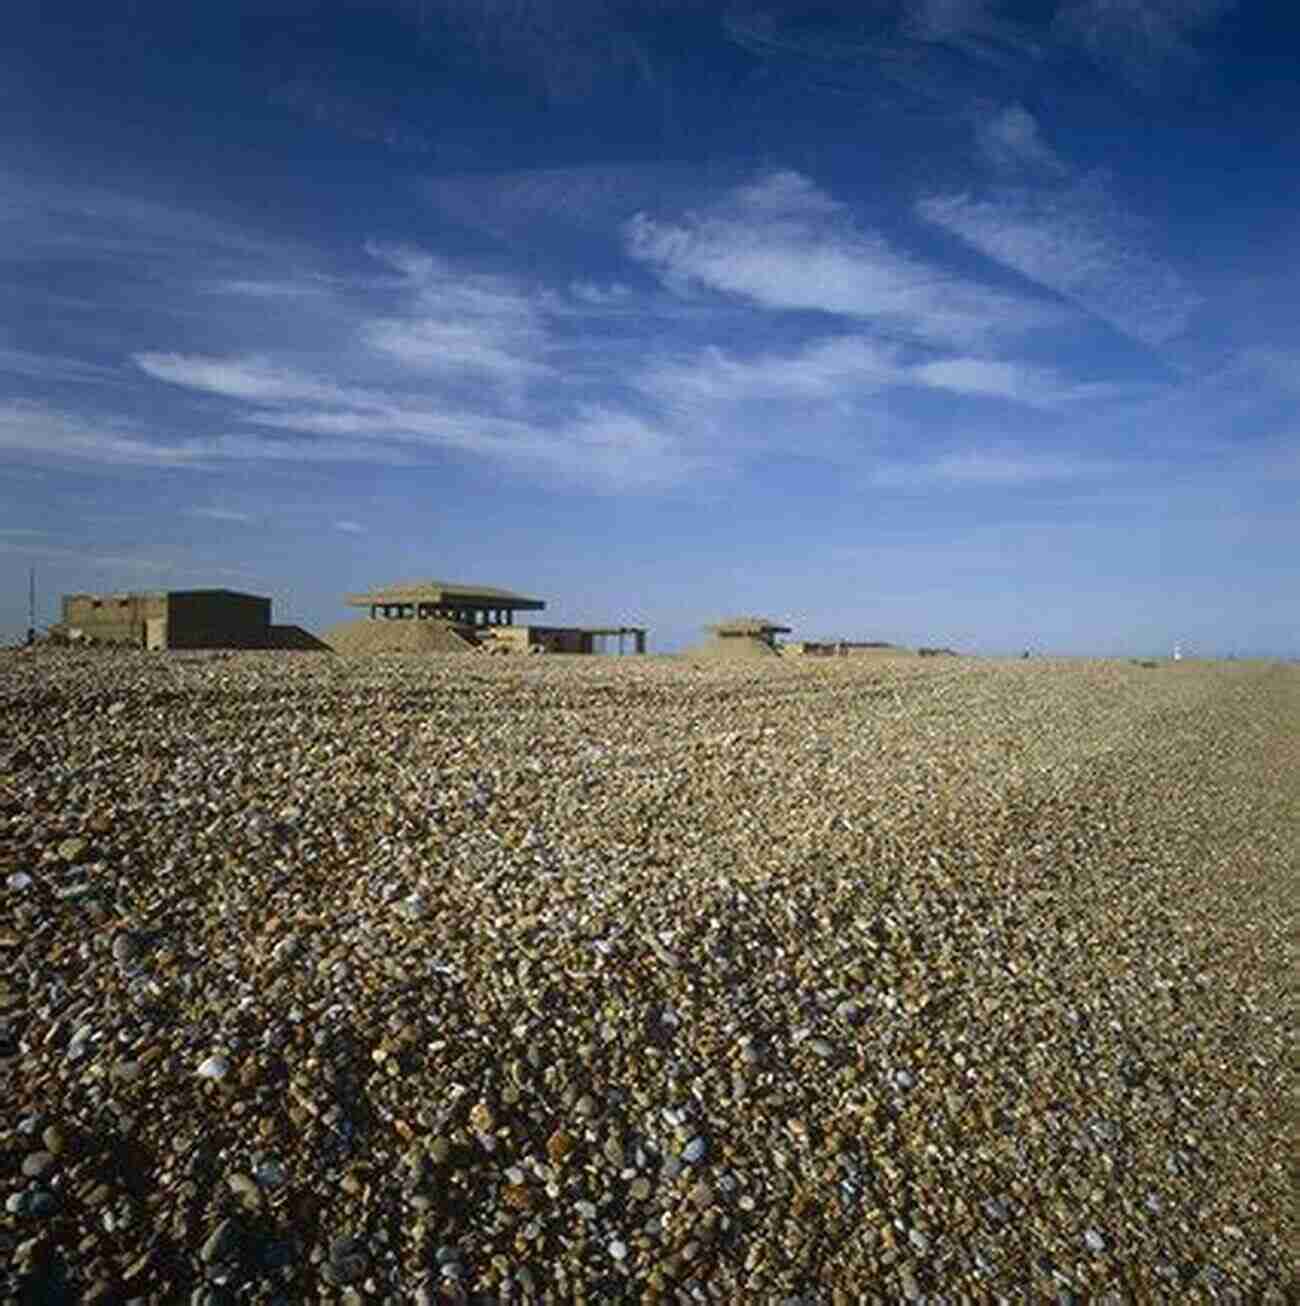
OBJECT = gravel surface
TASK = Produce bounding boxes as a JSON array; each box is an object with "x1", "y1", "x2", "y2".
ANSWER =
[{"x1": 1, "y1": 649, "x2": 1295, "y2": 1303}]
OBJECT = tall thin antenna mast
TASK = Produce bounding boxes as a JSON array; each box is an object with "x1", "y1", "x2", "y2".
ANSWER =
[{"x1": 27, "y1": 566, "x2": 36, "y2": 645}]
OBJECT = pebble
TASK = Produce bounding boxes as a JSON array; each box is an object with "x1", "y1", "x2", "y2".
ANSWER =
[
  {"x1": 196, "y1": 1055, "x2": 229, "y2": 1080},
  {"x1": 682, "y1": 1136, "x2": 708, "y2": 1164},
  {"x1": 200, "y1": 1219, "x2": 239, "y2": 1264},
  {"x1": 0, "y1": 650, "x2": 1291, "y2": 1302}
]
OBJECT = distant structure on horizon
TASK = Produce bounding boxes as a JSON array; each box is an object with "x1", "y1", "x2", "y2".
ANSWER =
[
  {"x1": 57, "y1": 589, "x2": 268, "y2": 650},
  {"x1": 52, "y1": 589, "x2": 326, "y2": 651},
  {"x1": 781, "y1": 639, "x2": 904, "y2": 658},
  {"x1": 332, "y1": 580, "x2": 647, "y2": 655},
  {"x1": 688, "y1": 616, "x2": 791, "y2": 660}
]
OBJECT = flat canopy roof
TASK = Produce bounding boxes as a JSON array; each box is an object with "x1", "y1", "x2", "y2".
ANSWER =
[
  {"x1": 710, "y1": 615, "x2": 792, "y2": 635},
  {"x1": 346, "y1": 580, "x2": 545, "y2": 611}
]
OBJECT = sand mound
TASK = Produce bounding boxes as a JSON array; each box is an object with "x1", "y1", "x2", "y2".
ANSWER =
[
  {"x1": 322, "y1": 618, "x2": 479, "y2": 654},
  {"x1": 686, "y1": 636, "x2": 782, "y2": 661}
]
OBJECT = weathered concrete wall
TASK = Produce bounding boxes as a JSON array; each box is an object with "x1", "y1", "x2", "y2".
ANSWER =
[
  {"x1": 166, "y1": 591, "x2": 269, "y2": 649},
  {"x1": 481, "y1": 625, "x2": 596, "y2": 654},
  {"x1": 61, "y1": 593, "x2": 166, "y2": 646}
]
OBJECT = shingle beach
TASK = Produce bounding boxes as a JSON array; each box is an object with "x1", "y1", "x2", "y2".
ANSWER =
[{"x1": 1, "y1": 651, "x2": 1295, "y2": 1304}]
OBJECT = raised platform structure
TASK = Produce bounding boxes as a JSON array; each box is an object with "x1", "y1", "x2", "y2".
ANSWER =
[
  {"x1": 339, "y1": 579, "x2": 646, "y2": 654},
  {"x1": 345, "y1": 580, "x2": 545, "y2": 628}
]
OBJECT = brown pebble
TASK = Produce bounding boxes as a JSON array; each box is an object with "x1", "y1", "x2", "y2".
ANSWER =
[{"x1": 547, "y1": 1129, "x2": 577, "y2": 1164}]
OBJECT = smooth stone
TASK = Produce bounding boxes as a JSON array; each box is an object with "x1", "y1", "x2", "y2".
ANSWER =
[
  {"x1": 808, "y1": 1038, "x2": 835, "y2": 1058},
  {"x1": 228, "y1": 1173, "x2": 261, "y2": 1203},
  {"x1": 22, "y1": 1151, "x2": 56, "y2": 1178},
  {"x1": 200, "y1": 1218, "x2": 240, "y2": 1264},
  {"x1": 682, "y1": 1136, "x2": 707, "y2": 1164},
  {"x1": 196, "y1": 1055, "x2": 229, "y2": 1080},
  {"x1": 112, "y1": 932, "x2": 144, "y2": 963}
]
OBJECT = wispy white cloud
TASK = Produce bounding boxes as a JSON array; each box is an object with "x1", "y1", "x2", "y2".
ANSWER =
[
  {"x1": 189, "y1": 507, "x2": 255, "y2": 523},
  {"x1": 135, "y1": 353, "x2": 355, "y2": 406},
  {"x1": 908, "y1": 356, "x2": 1120, "y2": 407},
  {"x1": 333, "y1": 519, "x2": 366, "y2": 534},
  {"x1": 976, "y1": 104, "x2": 1068, "y2": 178},
  {"x1": 569, "y1": 281, "x2": 632, "y2": 306},
  {"x1": 270, "y1": 77, "x2": 432, "y2": 153},
  {"x1": 918, "y1": 171, "x2": 1200, "y2": 347},
  {"x1": 0, "y1": 398, "x2": 418, "y2": 469},
  {"x1": 0, "y1": 400, "x2": 207, "y2": 467},
  {"x1": 639, "y1": 336, "x2": 903, "y2": 408},
  {"x1": 871, "y1": 448, "x2": 1116, "y2": 488},
  {"x1": 640, "y1": 332, "x2": 1116, "y2": 417},
  {"x1": 424, "y1": 163, "x2": 694, "y2": 239},
  {"x1": 360, "y1": 242, "x2": 552, "y2": 386},
  {"x1": 626, "y1": 170, "x2": 1063, "y2": 349},
  {"x1": 0, "y1": 348, "x2": 118, "y2": 385},
  {"x1": 719, "y1": 0, "x2": 1051, "y2": 119},
  {"x1": 0, "y1": 170, "x2": 290, "y2": 268},
  {"x1": 1052, "y1": 0, "x2": 1235, "y2": 91},
  {"x1": 202, "y1": 278, "x2": 337, "y2": 300}
]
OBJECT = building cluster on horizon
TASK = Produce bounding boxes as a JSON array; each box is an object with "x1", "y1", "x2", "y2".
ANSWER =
[{"x1": 49, "y1": 577, "x2": 922, "y2": 658}]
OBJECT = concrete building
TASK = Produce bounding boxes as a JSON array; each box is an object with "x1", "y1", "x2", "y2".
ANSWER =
[
  {"x1": 335, "y1": 579, "x2": 647, "y2": 654},
  {"x1": 709, "y1": 616, "x2": 792, "y2": 649},
  {"x1": 780, "y1": 640, "x2": 903, "y2": 657},
  {"x1": 345, "y1": 580, "x2": 546, "y2": 628},
  {"x1": 481, "y1": 624, "x2": 647, "y2": 656},
  {"x1": 687, "y1": 616, "x2": 791, "y2": 660},
  {"x1": 59, "y1": 589, "x2": 271, "y2": 650}
]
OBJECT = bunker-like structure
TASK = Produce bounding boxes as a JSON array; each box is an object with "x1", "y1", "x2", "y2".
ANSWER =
[
  {"x1": 345, "y1": 580, "x2": 546, "y2": 628},
  {"x1": 689, "y1": 616, "x2": 791, "y2": 660},
  {"x1": 58, "y1": 589, "x2": 271, "y2": 650},
  {"x1": 330, "y1": 579, "x2": 647, "y2": 654}
]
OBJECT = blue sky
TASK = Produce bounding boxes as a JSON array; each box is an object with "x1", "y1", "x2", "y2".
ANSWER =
[{"x1": 2, "y1": 0, "x2": 1296, "y2": 654}]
